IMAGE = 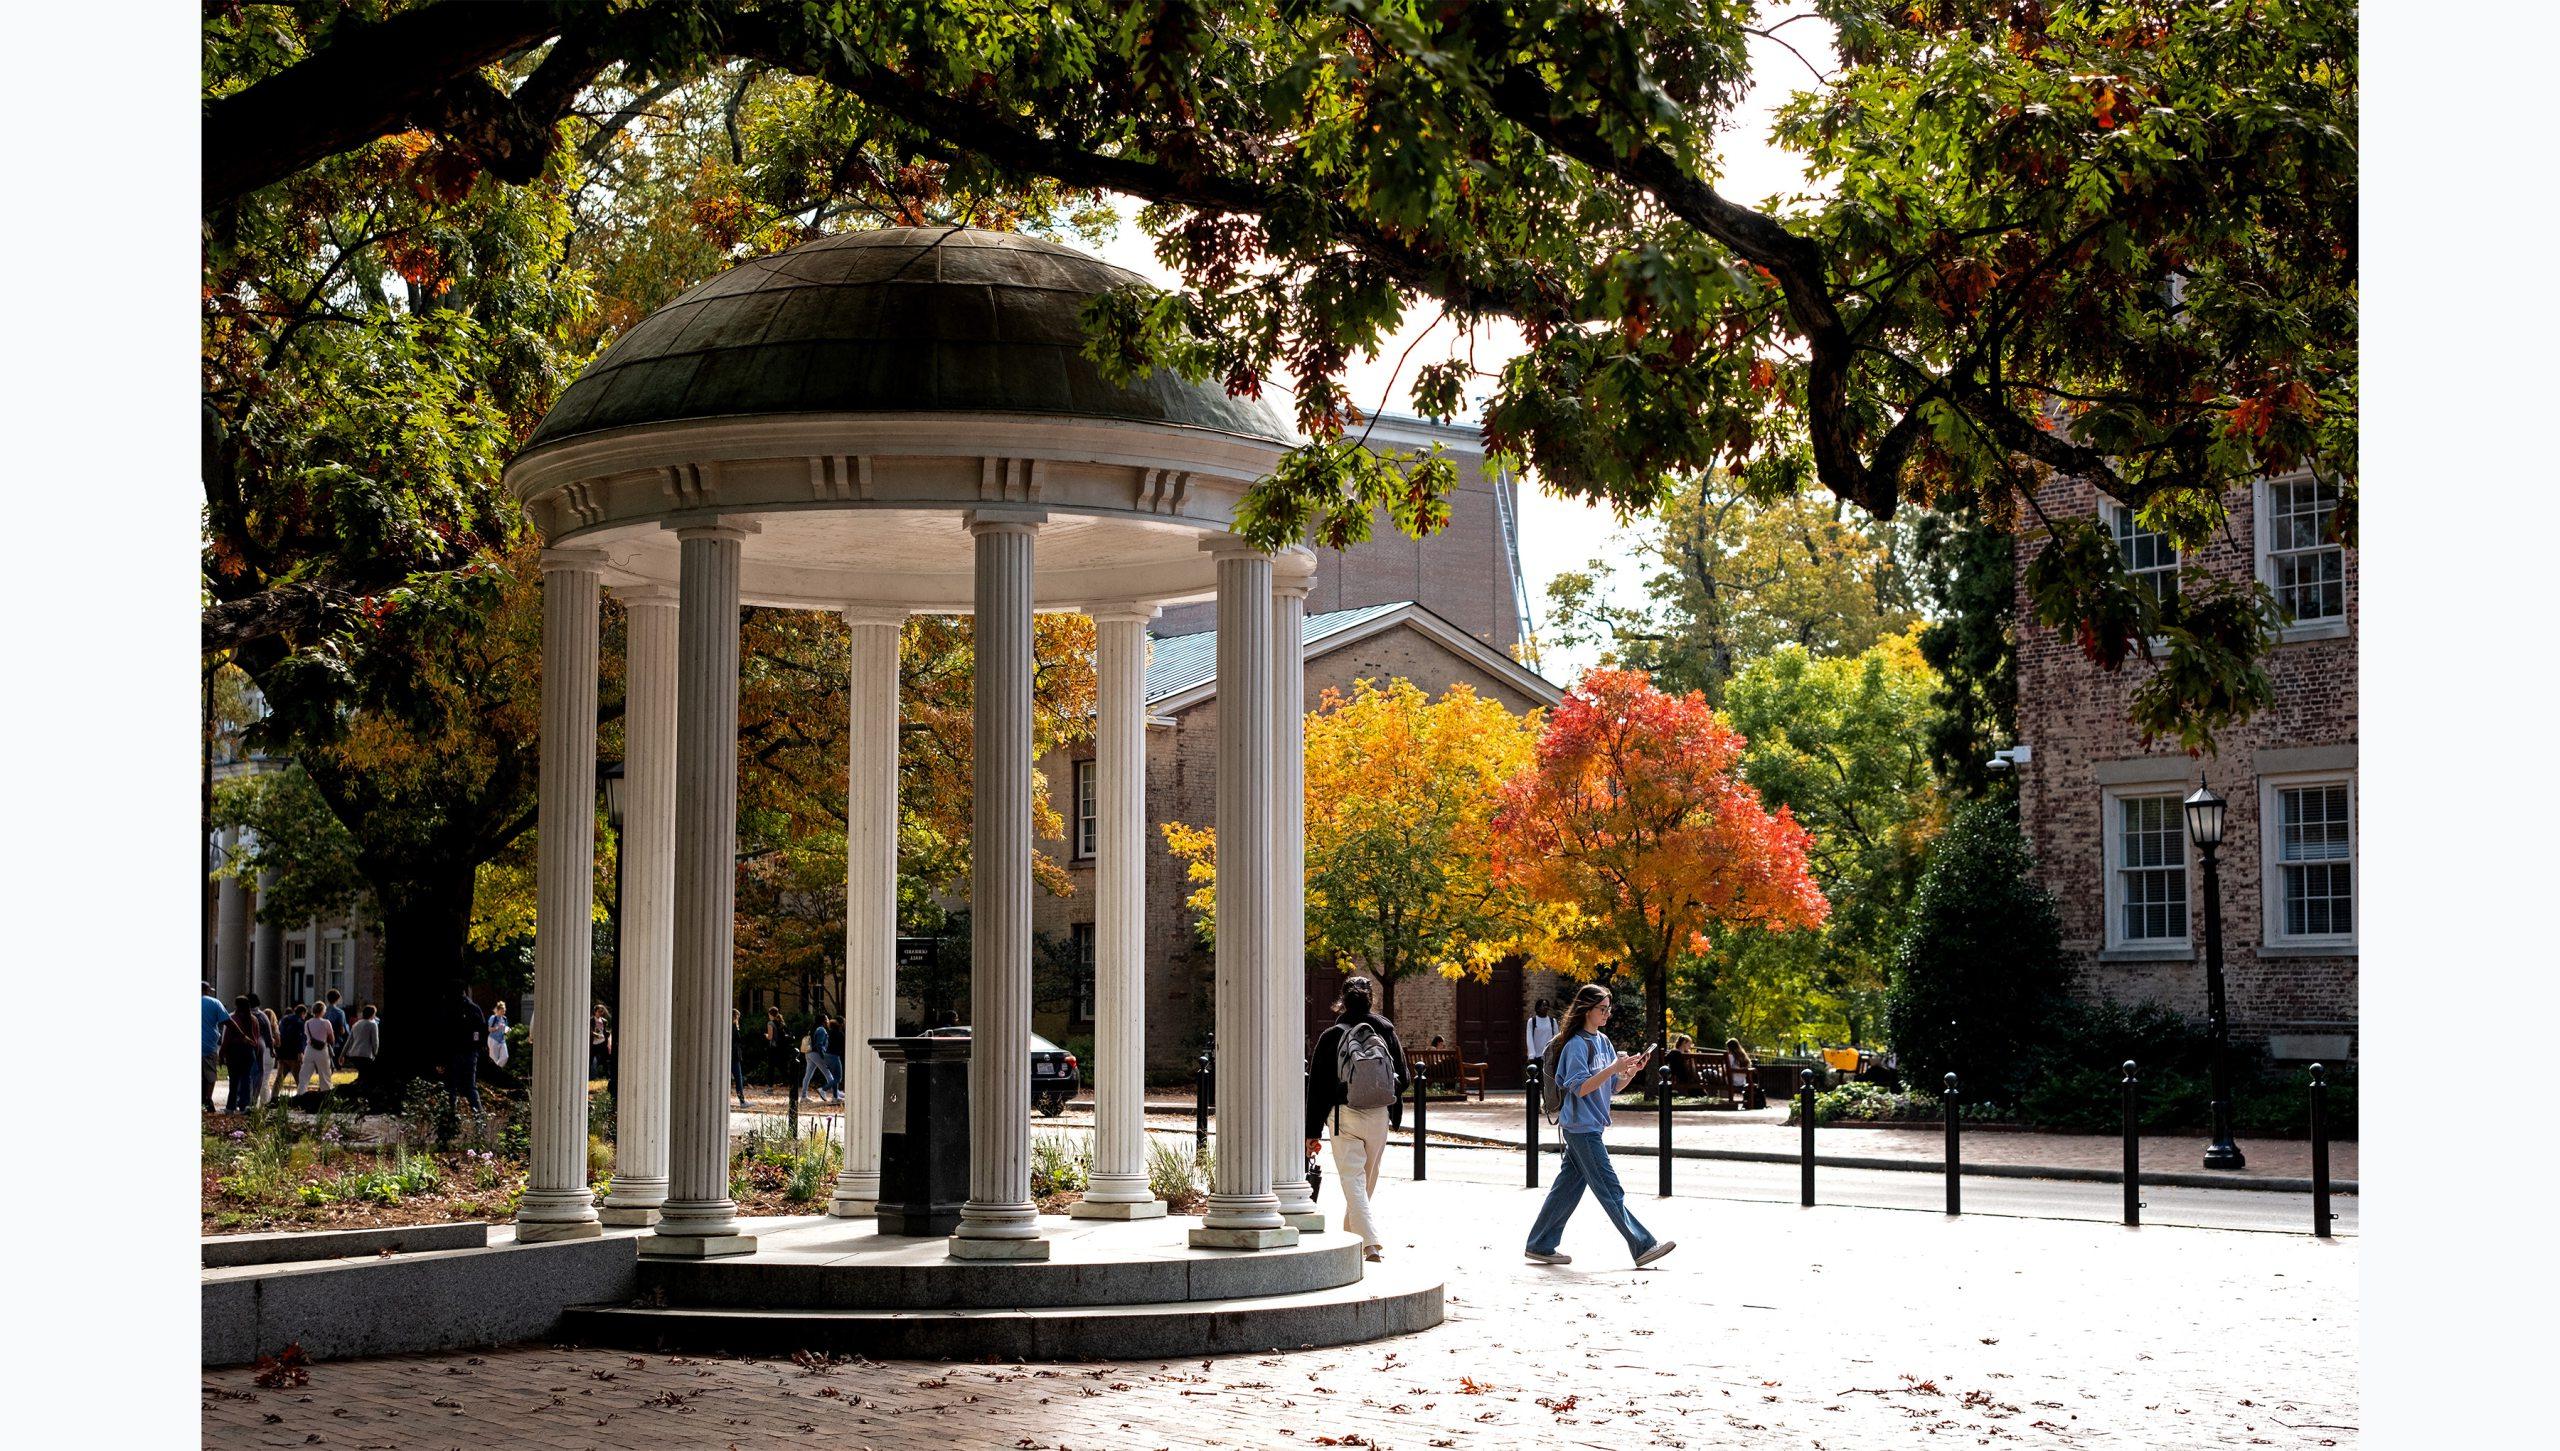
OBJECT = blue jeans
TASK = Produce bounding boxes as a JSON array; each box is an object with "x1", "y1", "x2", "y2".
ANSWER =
[{"x1": 1526, "y1": 1131, "x2": 1657, "y2": 1258}]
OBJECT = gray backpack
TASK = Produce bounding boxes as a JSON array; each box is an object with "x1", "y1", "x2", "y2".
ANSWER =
[
  {"x1": 1337, "y1": 1023, "x2": 1397, "y2": 1110},
  {"x1": 1538, "y1": 1034, "x2": 1572, "y2": 1122}
]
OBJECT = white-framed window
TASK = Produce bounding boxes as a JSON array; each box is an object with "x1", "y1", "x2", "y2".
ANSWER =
[
  {"x1": 2262, "y1": 774, "x2": 2355, "y2": 948},
  {"x1": 2102, "y1": 789, "x2": 2191, "y2": 952},
  {"x1": 1071, "y1": 759, "x2": 1098, "y2": 860},
  {"x1": 1068, "y1": 921, "x2": 1096, "y2": 1024},
  {"x1": 325, "y1": 938, "x2": 351, "y2": 1000},
  {"x1": 2101, "y1": 500, "x2": 2180, "y2": 607},
  {"x1": 2256, "y1": 473, "x2": 2347, "y2": 638}
]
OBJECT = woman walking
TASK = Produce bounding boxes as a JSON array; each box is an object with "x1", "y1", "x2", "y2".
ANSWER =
[
  {"x1": 297, "y1": 1002, "x2": 337, "y2": 1095},
  {"x1": 219, "y1": 997, "x2": 262, "y2": 1113},
  {"x1": 1524, "y1": 984, "x2": 1677, "y2": 1268},
  {"x1": 485, "y1": 1001, "x2": 511, "y2": 1069},
  {"x1": 1304, "y1": 975, "x2": 1409, "y2": 1263},
  {"x1": 253, "y1": 1002, "x2": 279, "y2": 1107},
  {"x1": 342, "y1": 1004, "x2": 380, "y2": 1102}
]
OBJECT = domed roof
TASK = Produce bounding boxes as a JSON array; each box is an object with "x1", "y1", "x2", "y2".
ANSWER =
[{"x1": 522, "y1": 226, "x2": 1291, "y2": 453}]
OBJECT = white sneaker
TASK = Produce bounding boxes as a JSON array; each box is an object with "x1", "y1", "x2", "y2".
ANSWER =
[
  {"x1": 1634, "y1": 1239, "x2": 1678, "y2": 1268},
  {"x1": 1525, "y1": 1248, "x2": 1572, "y2": 1265}
]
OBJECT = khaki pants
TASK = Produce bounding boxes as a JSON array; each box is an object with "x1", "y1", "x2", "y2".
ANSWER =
[
  {"x1": 1328, "y1": 1104, "x2": 1392, "y2": 1252},
  {"x1": 294, "y1": 1048, "x2": 332, "y2": 1095}
]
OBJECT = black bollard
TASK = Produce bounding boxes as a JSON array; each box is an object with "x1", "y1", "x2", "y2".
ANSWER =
[
  {"x1": 1524, "y1": 1060, "x2": 1542, "y2": 1188},
  {"x1": 1656, "y1": 1060, "x2": 1675, "y2": 1197},
  {"x1": 2121, "y1": 1059, "x2": 2140, "y2": 1227},
  {"x1": 1942, "y1": 1071, "x2": 1961, "y2": 1215},
  {"x1": 1195, "y1": 1045, "x2": 1213, "y2": 1163},
  {"x1": 1411, "y1": 1058, "x2": 1429, "y2": 1181},
  {"x1": 2309, "y1": 1063, "x2": 2332, "y2": 1239},
  {"x1": 1798, "y1": 1068, "x2": 1816, "y2": 1207}
]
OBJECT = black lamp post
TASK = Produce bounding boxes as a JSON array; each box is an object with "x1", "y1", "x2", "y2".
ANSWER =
[
  {"x1": 598, "y1": 759, "x2": 626, "y2": 1083},
  {"x1": 2183, "y1": 780, "x2": 2246, "y2": 1170}
]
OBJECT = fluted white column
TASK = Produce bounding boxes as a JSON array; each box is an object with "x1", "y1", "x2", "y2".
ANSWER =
[
  {"x1": 1194, "y1": 541, "x2": 1295, "y2": 1249},
  {"x1": 250, "y1": 869, "x2": 285, "y2": 1008},
  {"x1": 519, "y1": 549, "x2": 605, "y2": 1243},
  {"x1": 602, "y1": 586, "x2": 678, "y2": 1226},
  {"x1": 649, "y1": 524, "x2": 756, "y2": 1258},
  {"x1": 953, "y1": 513, "x2": 1049, "y2": 1259},
  {"x1": 213, "y1": 830, "x2": 250, "y2": 1003},
  {"x1": 1270, "y1": 567, "x2": 1323, "y2": 1229},
  {"x1": 1072, "y1": 605, "x2": 1168, "y2": 1220},
  {"x1": 833, "y1": 606, "x2": 906, "y2": 1216}
]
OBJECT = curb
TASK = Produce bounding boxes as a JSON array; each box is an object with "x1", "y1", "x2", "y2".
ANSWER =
[{"x1": 1396, "y1": 1126, "x2": 2358, "y2": 1197}]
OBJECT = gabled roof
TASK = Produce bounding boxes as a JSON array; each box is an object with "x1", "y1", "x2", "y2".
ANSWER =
[{"x1": 1145, "y1": 600, "x2": 1561, "y2": 713}]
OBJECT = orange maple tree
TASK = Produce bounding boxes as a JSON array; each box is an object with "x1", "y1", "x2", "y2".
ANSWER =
[{"x1": 1493, "y1": 667, "x2": 1829, "y2": 1052}]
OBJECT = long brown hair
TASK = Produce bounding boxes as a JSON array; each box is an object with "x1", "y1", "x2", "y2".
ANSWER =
[{"x1": 1559, "y1": 983, "x2": 1611, "y2": 1043}]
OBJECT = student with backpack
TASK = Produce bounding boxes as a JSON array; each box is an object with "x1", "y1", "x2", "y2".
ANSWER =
[
  {"x1": 1303, "y1": 975, "x2": 1409, "y2": 1263},
  {"x1": 1525, "y1": 983, "x2": 1677, "y2": 1268}
]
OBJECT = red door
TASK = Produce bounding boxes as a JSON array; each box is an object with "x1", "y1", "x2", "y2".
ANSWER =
[{"x1": 1454, "y1": 958, "x2": 1527, "y2": 1088}]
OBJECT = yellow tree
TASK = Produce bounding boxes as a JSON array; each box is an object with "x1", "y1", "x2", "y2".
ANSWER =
[{"x1": 1165, "y1": 678, "x2": 1542, "y2": 1021}]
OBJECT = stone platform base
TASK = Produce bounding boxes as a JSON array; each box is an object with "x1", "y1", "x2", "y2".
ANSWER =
[
  {"x1": 560, "y1": 1214, "x2": 1438, "y2": 1360},
  {"x1": 597, "y1": 1205, "x2": 663, "y2": 1227},
  {"x1": 1190, "y1": 1225, "x2": 1301, "y2": 1251},
  {"x1": 513, "y1": 1218, "x2": 604, "y2": 1244},
  {"x1": 948, "y1": 1234, "x2": 1052, "y2": 1261},
  {"x1": 1282, "y1": 1212, "x2": 1329, "y2": 1234},
  {"x1": 1068, "y1": 1197, "x2": 1168, "y2": 1220},
  {"x1": 637, "y1": 1233, "x2": 758, "y2": 1259}
]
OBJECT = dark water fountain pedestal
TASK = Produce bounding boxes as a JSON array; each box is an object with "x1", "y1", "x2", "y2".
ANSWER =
[{"x1": 870, "y1": 1036, "x2": 971, "y2": 1236}]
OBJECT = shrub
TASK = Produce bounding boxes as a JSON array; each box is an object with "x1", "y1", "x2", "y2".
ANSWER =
[
  {"x1": 1031, "y1": 1132, "x2": 1092, "y2": 1197},
  {"x1": 1885, "y1": 797, "x2": 2069, "y2": 1102},
  {"x1": 1147, "y1": 1136, "x2": 1207, "y2": 1206}
]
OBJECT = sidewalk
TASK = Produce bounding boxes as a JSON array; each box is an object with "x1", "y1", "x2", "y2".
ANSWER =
[
  {"x1": 1417, "y1": 1096, "x2": 2360, "y2": 1184},
  {"x1": 204, "y1": 1173, "x2": 2360, "y2": 1450},
  {"x1": 1041, "y1": 1092, "x2": 2357, "y2": 1189}
]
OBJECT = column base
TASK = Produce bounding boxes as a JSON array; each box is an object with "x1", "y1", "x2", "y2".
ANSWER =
[
  {"x1": 597, "y1": 1204, "x2": 662, "y2": 1227},
  {"x1": 827, "y1": 1195, "x2": 877, "y2": 1219},
  {"x1": 1189, "y1": 1225, "x2": 1301, "y2": 1251},
  {"x1": 948, "y1": 1234, "x2": 1052, "y2": 1261},
  {"x1": 639, "y1": 1233, "x2": 759, "y2": 1259},
  {"x1": 514, "y1": 1218, "x2": 605, "y2": 1244},
  {"x1": 1068, "y1": 1197, "x2": 1168, "y2": 1221},
  {"x1": 1280, "y1": 1212, "x2": 1328, "y2": 1234}
]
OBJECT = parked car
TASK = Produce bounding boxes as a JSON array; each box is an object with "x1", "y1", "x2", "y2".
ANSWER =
[{"x1": 921, "y1": 1026, "x2": 1082, "y2": 1116}]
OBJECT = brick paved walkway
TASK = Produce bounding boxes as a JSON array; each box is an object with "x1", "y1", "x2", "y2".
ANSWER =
[{"x1": 203, "y1": 1176, "x2": 2357, "y2": 1449}]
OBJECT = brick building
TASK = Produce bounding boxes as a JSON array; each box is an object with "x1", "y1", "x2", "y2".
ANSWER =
[
  {"x1": 2012, "y1": 470, "x2": 2357, "y2": 1061},
  {"x1": 1029, "y1": 413, "x2": 1568, "y2": 1083}
]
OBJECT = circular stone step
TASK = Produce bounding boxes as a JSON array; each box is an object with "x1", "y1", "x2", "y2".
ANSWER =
[
  {"x1": 637, "y1": 1217, "x2": 1365, "y2": 1310},
  {"x1": 562, "y1": 1265, "x2": 1444, "y2": 1361}
]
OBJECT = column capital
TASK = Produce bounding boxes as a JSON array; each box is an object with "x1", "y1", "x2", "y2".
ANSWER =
[
  {"x1": 1198, "y1": 532, "x2": 1273, "y2": 561},
  {"x1": 1274, "y1": 546, "x2": 1318, "y2": 597},
  {"x1": 666, "y1": 515, "x2": 760, "y2": 542},
  {"x1": 965, "y1": 508, "x2": 1047, "y2": 536},
  {"x1": 612, "y1": 581, "x2": 680, "y2": 607},
  {"x1": 839, "y1": 604, "x2": 910, "y2": 629},
  {"x1": 541, "y1": 546, "x2": 609, "y2": 576},
  {"x1": 1087, "y1": 602, "x2": 1162, "y2": 626}
]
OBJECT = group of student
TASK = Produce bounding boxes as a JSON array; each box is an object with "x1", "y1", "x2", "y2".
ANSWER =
[
  {"x1": 202, "y1": 984, "x2": 380, "y2": 1112},
  {"x1": 1304, "y1": 978, "x2": 1675, "y2": 1269}
]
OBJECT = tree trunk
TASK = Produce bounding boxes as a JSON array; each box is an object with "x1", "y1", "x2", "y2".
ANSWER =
[{"x1": 369, "y1": 866, "x2": 479, "y2": 1101}]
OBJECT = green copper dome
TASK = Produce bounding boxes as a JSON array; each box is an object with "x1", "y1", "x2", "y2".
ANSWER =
[{"x1": 523, "y1": 226, "x2": 1292, "y2": 453}]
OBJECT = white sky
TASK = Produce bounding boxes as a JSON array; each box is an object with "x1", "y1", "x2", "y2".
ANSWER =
[{"x1": 1087, "y1": 17, "x2": 1836, "y2": 680}]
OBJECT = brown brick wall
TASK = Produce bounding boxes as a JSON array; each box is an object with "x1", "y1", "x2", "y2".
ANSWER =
[
  {"x1": 1157, "y1": 426, "x2": 1523, "y2": 654},
  {"x1": 2013, "y1": 474, "x2": 2358, "y2": 1053}
]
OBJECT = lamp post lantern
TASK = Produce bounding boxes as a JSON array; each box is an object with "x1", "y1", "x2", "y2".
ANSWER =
[{"x1": 2183, "y1": 780, "x2": 2245, "y2": 1170}]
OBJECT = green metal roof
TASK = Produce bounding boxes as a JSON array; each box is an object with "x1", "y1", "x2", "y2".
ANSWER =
[
  {"x1": 522, "y1": 226, "x2": 1293, "y2": 453},
  {"x1": 1144, "y1": 601, "x2": 1411, "y2": 705}
]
